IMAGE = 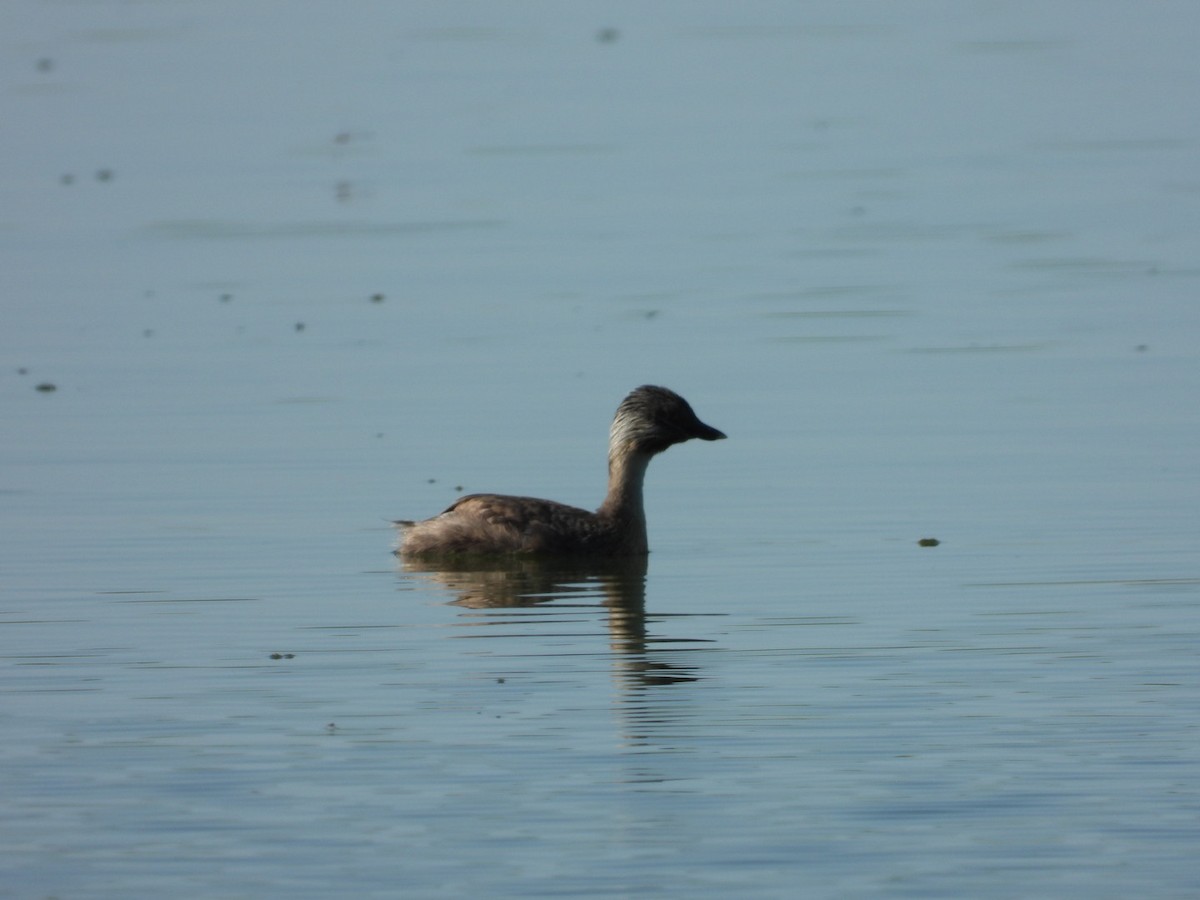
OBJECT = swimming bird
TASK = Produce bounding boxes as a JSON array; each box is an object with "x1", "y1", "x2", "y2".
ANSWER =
[{"x1": 394, "y1": 386, "x2": 725, "y2": 558}]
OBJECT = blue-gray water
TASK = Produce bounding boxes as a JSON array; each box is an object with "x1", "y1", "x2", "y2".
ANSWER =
[{"x1": 3, "y1": 2, "x2": 1199, "y2": 897}]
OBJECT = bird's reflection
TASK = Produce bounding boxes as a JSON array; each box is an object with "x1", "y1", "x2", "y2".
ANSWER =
[{"x1": 399, "y1": 555, "x2": 704, "y2": 689}]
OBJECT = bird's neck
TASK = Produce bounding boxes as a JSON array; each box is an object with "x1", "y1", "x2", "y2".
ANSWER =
[{"x1": 597, "y1": 443, "x2": 652, "y2": 552}]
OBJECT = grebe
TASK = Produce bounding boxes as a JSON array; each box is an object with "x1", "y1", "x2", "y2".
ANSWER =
[{"x1": 394, "y1": 385, "x2": 725, "y2": 557}]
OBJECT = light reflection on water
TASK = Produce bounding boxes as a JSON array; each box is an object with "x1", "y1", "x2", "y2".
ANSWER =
[
  {"x1": 1, "y1": 545, "x2": 1196, "y2": 897},
  {"x1": 403, "y1": 555, "x2": 715, "y2": 704}
]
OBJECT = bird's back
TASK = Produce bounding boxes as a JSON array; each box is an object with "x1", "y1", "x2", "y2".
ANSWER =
[{"x1": 396, "y1": 493, "x2": 623, "y2": 557}]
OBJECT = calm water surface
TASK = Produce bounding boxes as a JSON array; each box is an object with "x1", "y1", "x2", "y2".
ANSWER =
[{"x1": 3, "y1": 1, "x2": 1199, "y2": 897}]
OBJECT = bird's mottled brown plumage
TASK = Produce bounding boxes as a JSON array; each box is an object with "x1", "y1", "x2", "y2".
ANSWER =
[{"x1": 394, "y1": 386, "x2": 725, "y2": 558}]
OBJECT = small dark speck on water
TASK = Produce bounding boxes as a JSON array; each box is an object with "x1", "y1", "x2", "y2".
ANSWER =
[
  {"x1": 918, "y1": 537, "x2": 940, "y2": 547},
  {"x1": 35, "y1": 382, "x2": 57, "y2": 393}
]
